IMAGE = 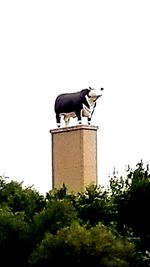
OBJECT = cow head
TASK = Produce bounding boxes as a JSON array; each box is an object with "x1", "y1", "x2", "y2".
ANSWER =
[
  {"x1": 88, "y1": 87, "x2": 104, "y2": 99},
  {"x1": 80, "y1": 87, "x2": 104, "y2": 125}
]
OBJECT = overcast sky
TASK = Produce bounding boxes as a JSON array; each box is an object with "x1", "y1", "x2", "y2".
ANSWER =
[{"x1": 0, "y1": 0, "x2": 150, "y2": 195}]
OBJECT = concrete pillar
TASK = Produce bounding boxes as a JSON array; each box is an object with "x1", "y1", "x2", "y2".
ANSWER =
[{"x1": 50, "y1": 125, "x2": 98, "y2": 193}]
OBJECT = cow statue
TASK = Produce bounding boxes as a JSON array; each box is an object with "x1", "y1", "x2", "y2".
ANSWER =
[{"x1": 54, "y1": 87, "x2": 104, "y2": 127}]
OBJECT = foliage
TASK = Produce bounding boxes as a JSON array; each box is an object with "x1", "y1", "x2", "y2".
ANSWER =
[
  {"x1": 113, "y1": 161, "x2": 150, "y2": 251},
  {"x1": 0, "y1": 177, "x2": 45, "y2": 221},
  {"x1": 46, "y1": 183, "x2": 69, "y2": 200},
  {"x1": 28, "y1": 223, "x2": 135, "y2": 267},
  {"x1": 1, "y1": 161, "x2": 150, "y2": 266},
  {"x1": 33, "y1": 198, "x2": 78, "y2": 241},
  {"x1": 73, "y1": 184, "x2": 112, "y2": 227},
  {"x1": 0, "y1": 176, "x2": 46, "y2": 266},
  {"x1": 0, "y1": 207, "x2": 30, "y2": 266}
]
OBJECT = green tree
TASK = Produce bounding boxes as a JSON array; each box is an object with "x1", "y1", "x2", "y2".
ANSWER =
[
  {"x1": 107, "y1": 161, "x2": 150, "y2": 266},
  {"x1": 33, "y1": 198, "x2": 78, "y2": 242},
  {"x1": 0, "y1": 207, "x2": 31, "y2": 266},
  {"x1": 73, "y1": 184, "x2": 112, "y2": 227},
  {"x1": 28, "y1": 223, "x2": 135, "y2": 267},
  {"x1": 115, "y1": 162, "x2": 150, "y2": 250},
  {"x1": 0, "y1": 176, "x2": 46, "y2": 266},
  {"x1": 0, "y1": 177, "x2": 45, "y2": 221}
]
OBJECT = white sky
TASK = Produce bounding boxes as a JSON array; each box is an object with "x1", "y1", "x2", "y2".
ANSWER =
[{"x1": 0, "y1": 0, "x2": 150, "y2": 195}]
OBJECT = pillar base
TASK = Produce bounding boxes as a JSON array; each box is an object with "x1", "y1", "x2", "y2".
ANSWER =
[{"x1": 50, "y1": 125, "x2": 98, "y2": 193}]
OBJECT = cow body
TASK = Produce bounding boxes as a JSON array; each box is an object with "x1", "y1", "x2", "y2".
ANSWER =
[{"x1": 54, "y1": 87, "x2": 104, "y2": 127}]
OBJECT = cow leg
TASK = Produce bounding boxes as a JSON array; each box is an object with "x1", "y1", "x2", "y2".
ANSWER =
[
  {"x1": 64, "y1": 115, "x2": 70, "y2": 127},
  {"x1": 76, "y1": 110, "x2": 82, "y2": 125},
  {"x1": 65, "y1": 120, "x2": 69, "y2": 127},
  {"x1": 56, "y1": 113, "x2": 61, "y2": 127},
  {"x1": 88, "y1": 117, "x2": 91, "y2": 125}
]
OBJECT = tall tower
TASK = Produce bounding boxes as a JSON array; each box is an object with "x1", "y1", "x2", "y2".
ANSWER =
[{"x1": 50, "y1": 124, "x2": 98, "y2": 194}]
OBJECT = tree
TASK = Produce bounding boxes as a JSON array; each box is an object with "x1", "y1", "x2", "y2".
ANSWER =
[
  {"x1": 28, "y1": 223, "x2": 135, "y2": 267},
  {"x1": 0, "y1": 177, "x2": 45, "y2": 221},
  {"x1": 115, "y1": 162, "x2": 150, "y2": 251},
  {"x1": 33, "y1": 198, "x2": 78, "y2": 242},
  {"x1": 0, "y1": 207, "x2": 31, "y2": 266},
  {"x1": 73, "y1": 184, "x2": 112, "y2": 227}
]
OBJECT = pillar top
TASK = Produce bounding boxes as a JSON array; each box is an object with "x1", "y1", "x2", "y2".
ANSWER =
[{"x1": 50, "y1": 124, "x2": 99, "y2": 134}]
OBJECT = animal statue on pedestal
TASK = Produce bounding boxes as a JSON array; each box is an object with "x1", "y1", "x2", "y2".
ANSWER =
[{"x1": 54, "y1": 87, "x2": 104, "y2": 127}]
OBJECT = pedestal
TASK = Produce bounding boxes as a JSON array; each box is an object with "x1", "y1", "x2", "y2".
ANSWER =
[{"x1": 50, "y1": 125, "x2": 98, "y2": 193}]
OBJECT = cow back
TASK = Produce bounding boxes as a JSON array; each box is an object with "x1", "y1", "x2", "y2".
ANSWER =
[{"x1": 54, "y1": 89, "x2": 90, "y2": 113}]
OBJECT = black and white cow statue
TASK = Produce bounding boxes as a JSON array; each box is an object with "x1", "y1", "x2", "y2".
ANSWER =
[{"x1": 54, "y1": 87, "x2": 104, "y2": 127}]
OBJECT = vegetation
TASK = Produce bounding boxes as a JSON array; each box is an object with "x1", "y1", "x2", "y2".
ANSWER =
[{"x1": 0, "y1": 160, "x2": 150, "y2": 266}]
